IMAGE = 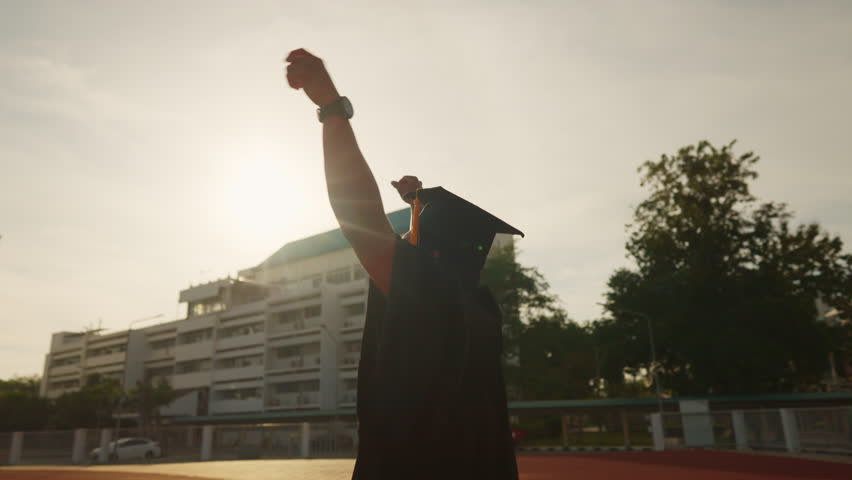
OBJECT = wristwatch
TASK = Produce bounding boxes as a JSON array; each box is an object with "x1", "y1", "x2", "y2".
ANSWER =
[{"x1": 317, "y1": 96, "x2": 354, "y2": 122}]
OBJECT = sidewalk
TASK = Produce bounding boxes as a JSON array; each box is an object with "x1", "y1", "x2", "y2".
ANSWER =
[{"x1": 2, "y1": 459, "x2": 356, "y2": 480}]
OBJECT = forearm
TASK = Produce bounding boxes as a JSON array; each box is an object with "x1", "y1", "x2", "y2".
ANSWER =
[
  {"x1": 286, "y1": 48, "x2": 395, "y2": 293},
  {"x1": 402, "y1": 202, "x2": 422, "y2": 241},
  {"x1": 322, "y1": 116, "x2": 394, "y2": 244}
]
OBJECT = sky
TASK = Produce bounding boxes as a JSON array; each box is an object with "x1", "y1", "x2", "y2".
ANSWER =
[{"x1": 2, "y1": 0, "x2": 851, "y2": 379}]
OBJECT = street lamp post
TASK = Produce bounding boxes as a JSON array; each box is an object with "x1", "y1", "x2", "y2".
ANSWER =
[
  {"x1": 645, "y1": 315, "x2": 664, "y2": 415},
  {"x1": 599, "y1": 304, "x2": 664, "y2": 414},
  {"x1": 113, "y1": 313, "x2": 164, "y2": 460}
]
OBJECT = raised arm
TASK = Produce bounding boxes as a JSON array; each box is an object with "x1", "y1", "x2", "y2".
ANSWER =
[
  {"x1": 391, "y1": 175, "x2": 423, "y2": 241},
  {"x1": 286, "y1": 49, "x2": 396, "y2": 294}
]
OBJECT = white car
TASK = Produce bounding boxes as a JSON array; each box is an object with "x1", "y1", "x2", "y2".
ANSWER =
[{"x1": 90, "y1": 437, "x2": 162, "y2": 462}]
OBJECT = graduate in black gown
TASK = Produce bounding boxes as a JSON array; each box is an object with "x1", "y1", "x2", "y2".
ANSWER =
[{"x1": 286, "y1": 49, "x2": 521, "y2": 480}]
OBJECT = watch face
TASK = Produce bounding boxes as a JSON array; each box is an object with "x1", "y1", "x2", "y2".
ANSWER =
[{"x1": 341, "y1": 97, "x2": 354, "y2": 117}]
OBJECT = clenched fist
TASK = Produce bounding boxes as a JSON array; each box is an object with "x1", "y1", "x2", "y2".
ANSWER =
[
  {"x1": 285, "y1": 48, "x2": 340, "y2": 107},
  {"x1": 391, "y1": 176, "x2": 423, "y2": 205}
]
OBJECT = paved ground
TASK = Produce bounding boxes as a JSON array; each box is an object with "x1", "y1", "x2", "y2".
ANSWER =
[{"x1": 3, "y1": 451, "x2": 852, "y2": 480}]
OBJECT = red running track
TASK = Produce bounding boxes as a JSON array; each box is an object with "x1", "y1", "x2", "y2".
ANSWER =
[
  {"x1": 1, "y1": 451, "x2": 850, "y2": 480},
  {"x1": 517, "y1": 450, "x2": 852, "y2": 480}
]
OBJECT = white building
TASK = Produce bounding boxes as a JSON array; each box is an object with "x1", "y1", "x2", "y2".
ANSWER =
[{"x1": 40, "y1": 208, "x2": 513, "y2": 419}]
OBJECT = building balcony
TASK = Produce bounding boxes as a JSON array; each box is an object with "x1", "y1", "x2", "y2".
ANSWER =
[
  {"x1": 209, "y1": 397, "x2": 263, "y2": 414},
  {"x1": 266, "y1": 391, "x2": 320, "y2": 409},
  {"x1": 84, "y1": 352, "x2": 126, "y2": 368},
  {"x1": 49, "y1": 364, "x2": 82, "y2": 377},
  {"x1": 171, "y1": 370, "x2": 211, "y2": 389},
  {"x1": 46, "y1": 386, "x2": 80, "y2": 399},
  {"x1": 267, "y1": 318, "x2": 323, "y2": 338},
  {"x1": 338, "y1": 390, "x2": 357, "y2": 406},
  {"x1": 341, "y1": 315, "x2": 365, "y2": 331},
  {"x1": 339, "y1": 352, "x2": 360, "y2": 368},
  {"x1": 267, "y1": 354, "x2": 321, "y2": 372},
  {"x1": 174, "y1": 341, "x2": 214, "y2": 361},
  {"x1": 212, "y1": 365, "x2": 264, "y2": 383},
  {"x1": 216, "y1": 332, "x2": 265, "y2": 351},
  {"x1": 146, "y1": 347, "x2": 174, "y2": 361},
  {"x1": 147, "y1": 375, "x2": 173, "y2": 386}
]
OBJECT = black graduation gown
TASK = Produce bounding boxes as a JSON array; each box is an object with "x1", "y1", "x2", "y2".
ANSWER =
[{"x1": 352, "y1": 239, "x2": 519, "y2": 480}]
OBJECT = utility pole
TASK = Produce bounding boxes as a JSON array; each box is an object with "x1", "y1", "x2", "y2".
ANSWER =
[
  {"x1": 599, "y1": 304, "x2": 664, "y2": 414},
  {"x1": 646, "y1": 316, "x2": 664, "y2": 415},
  {"x1": 114, "y1": 313, "x2": 164, "y2": 458}
]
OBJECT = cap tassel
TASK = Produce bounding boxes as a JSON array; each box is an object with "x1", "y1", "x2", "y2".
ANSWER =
[{"x1": 409, "y1": 190, "x2": 422, "y2": 246}]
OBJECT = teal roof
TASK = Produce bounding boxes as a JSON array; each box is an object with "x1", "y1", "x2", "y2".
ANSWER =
[{"x1": 264, "y1": 209, "x2": 410, "y2": 267}]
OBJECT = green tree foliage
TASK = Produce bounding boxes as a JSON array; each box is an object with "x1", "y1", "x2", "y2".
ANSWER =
[
  {"x1": 481, "y1": 244, "x2": 561, "y2": 360},
  {"x1": 519, "y1": 316, "x2": 596, "y2": 399},
  {"x1": 603, "y1": 140, "x2": 852, "y2": 395},
  {"x1": 51, "y1": 374, "x2": 123, "y2": 429},
  {"x1": 482, "y1": 243, "x2": 597, "y2": 399},
  {"x1": 127, "y1": 378, "x2": 180, "y2": 428},
  {"x1": 0, "y1": 376, "x2": 52, "y2": 431}
]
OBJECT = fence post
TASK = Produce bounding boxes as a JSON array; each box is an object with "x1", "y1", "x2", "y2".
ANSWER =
[
  {"x1": 300, "y1": 422, "x2": 311, "y2": 458},
  {"x1": 98, "y1": 429, "x2": 112, "y2": 463},
  {"x1": 72, "y1": 429, "x2": 87, "y2": 464},
  {"x1": 560, "y1": 415, "x2": 569, "y2": 448},
  {"x1": 621, "y1": 410, "x2": 631, "y2": 448},
  {"x1": 8, "y1": 432, "x2": 23, "y2": 465},
  {"x1": 650, "y1": 413, "x2": 664, "y2": 451},
  {"x1": 780, "y1": 409, "x2": 800, "y2": 453},
  {"x1": 201, "y1": 425, "x2": 213, "y2": 461},
  {"x1": 731, "y1": 410, "x2": 748, "y2": 451}
]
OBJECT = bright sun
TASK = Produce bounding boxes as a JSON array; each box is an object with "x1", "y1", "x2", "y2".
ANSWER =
[{"x1": 222, "y1": 149, "x2": 314, "y2": 239}]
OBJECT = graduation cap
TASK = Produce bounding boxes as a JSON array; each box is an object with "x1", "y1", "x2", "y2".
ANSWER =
[{"x1": 411, "y1": 187, "x2": 523, "y2": 281}]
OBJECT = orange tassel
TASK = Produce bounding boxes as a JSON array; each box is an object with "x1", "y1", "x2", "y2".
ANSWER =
[{"x1": 409, "y1": 191, "x2": 422, "y2": 245}]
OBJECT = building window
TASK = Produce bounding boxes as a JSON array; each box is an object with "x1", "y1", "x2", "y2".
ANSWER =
[
  {"x1": 178, "y1": 328, "x2": 213, "y2": 345},
  {"x1": 343, "y1": 303, "x2": 365, "y2": 317},
  {"x1": 353, "y1": 264, "x2": 367, "y2": 280},
  {"x1": 215, "y1": 354, "x2": 263, "y2": 369},
  {"x1": 49, "y1": 379, "x2": 80, "y2": 390},
  {"x1": 51, "y1": 356, "x2": 81, "y2": 368},
  {"x1": 145, "y1": 366, "x2": 174, "y2": 382},
  {"x1": 191, "y1": 300, "x2": 226, "y2": 317},
  {"x1": 273, "y1": 379, "x2": 320, "y2": 394},
  {"x1": 273, "y1": 305, "x2": 321, "y2": 327},
  {"x1": 149, "y1": 338, "x2": 175, "y2": 351},
  {"x1": 87, "y1": 344, "x2": 126, "y2": 358},
  {"x1": 216, "y1": 387, "x2": 261, "y2": 401},
  {"x1": 175, "y1": 359, "x2": 211, "y2": 374},
  {"x1": 218, "y1": 322, "x2": 264, "y2": 339},
  {"x1": 276, "y1": 309, "x2": 302, "y2": 323},
  {"x1": 326, "y1": 267, "x2": 352, "y2": 285},
  {"x1": 101, "y1": 371, "x2": 124, "y2": 383}
]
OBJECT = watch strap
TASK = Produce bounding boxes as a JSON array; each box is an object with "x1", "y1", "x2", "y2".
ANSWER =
[{"x1": 318, "y1": 97, "x2": 352, "y2": 122}]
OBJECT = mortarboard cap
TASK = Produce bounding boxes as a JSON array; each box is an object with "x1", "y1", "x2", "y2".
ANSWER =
[
  {"x1": 414, "y1": 187, "x2": 523, "y2": 282},
  {"x1": 416, "y1": 187, "x2": 524, "y2": 241},
  {"x1": 414, "y1": 186, "x2": 523, "y2": 282}
]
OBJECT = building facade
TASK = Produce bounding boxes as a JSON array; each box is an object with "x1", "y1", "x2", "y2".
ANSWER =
[{"x1": 40, "y1": 208, "x2": 514, "y2": 418}]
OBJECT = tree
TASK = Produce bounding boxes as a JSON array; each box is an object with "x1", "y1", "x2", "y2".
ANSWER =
[
  {"x1": 0, "y1": 376, "x2": 52, "y2": 431},
  {"x1": 482, "y1": 243, "x2": 597, "y2": 399},
  {"x1": 128, "y1": 378, "x2": 180, "y2": 428},
  {"x1": 51, "y1": 374, "x2": 123, "y2": 429},
  {"x1": 603, "y1": 140, "x2": 852, "y2": 395},
  {"x1": 519, "y1": 316, "x2": 596, "y2": 399}
]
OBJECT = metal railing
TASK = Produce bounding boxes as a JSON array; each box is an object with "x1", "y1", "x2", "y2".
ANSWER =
[{"x1": 651, "y1": 406, "x2": 852, "y2": 454}]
